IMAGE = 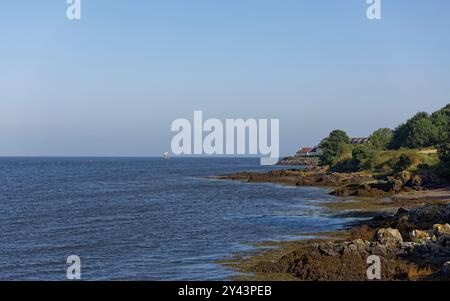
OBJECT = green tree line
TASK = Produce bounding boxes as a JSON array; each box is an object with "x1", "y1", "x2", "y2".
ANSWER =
[{"x1": 319, "y1": 104, "x2": 450, "y2": 178}]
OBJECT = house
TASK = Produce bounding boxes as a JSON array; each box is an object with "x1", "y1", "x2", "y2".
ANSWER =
[
  {"x1": 294, "y1": 137, "x2": 366, "y2": 158},
  {"x1": 350, "y1": 138, "x2": 369, "y2": 145},
  {"x1": 296, "y1": 146, "x2": 323, "y2": 157},
  {"x1": 296, "y1": 147, "x2": 313, "y2": 157}
]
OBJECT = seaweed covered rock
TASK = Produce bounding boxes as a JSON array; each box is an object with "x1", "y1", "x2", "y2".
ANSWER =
[{"x1": 407, "y1": 204, "x2": 450, "y2": 228}]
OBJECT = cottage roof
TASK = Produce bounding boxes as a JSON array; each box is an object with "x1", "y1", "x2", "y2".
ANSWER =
[
  {"x1": 297, "y1": 147, "x2": 313, "y2": 154},
  {"x1": 350, "y1": 138, "x2": 369, "y2": 144}
]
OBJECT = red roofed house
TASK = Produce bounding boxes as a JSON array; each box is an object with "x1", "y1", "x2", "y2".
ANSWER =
[
  {"x1": 296, "y1": 147, "x2": 313, "y2": 157},
  {"x1": 296, "y1": 146, "x2": 323, "y2": 157}
]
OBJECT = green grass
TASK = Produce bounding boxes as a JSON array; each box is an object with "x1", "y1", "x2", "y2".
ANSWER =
[
  {"x1": 331, "y1": 146, "x2": 440, "y2": 175},
  {"x1": 376, "y1": 148, "x2": 438, "y2": 170}
]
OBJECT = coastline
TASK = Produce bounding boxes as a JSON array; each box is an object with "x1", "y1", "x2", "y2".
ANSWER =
[{"x1": 215, "y1": 168, "x2": 450, "y2": 281}]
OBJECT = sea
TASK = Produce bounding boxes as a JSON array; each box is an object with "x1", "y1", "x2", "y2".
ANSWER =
[{"x1": 0, "y1": 157, "x2": 356, "y2": 280}]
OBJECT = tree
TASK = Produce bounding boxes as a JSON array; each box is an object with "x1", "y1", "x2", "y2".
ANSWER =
[
  {"x1": 406, "y1": 112, "x2": 439, "y2": 148},
  {"x1": 431, "y1": 104, "x2": 450, "y2": 144},
  {"x1": 389, "y1": 123, "x2": 409, "y2": 149},
  {"x1": 390, "y1": 112, "x2": 438, "y2": 149},
  {"x1": 438, "y1": 119, "x2": 450, "y2": 178},
  {"x1": 320, "y1": 130, "x2": 350, "y2": 166},
  {"x1": 439, "y1": 143, "x2": 450, "y2": 163},
  {"x1": 369, "y1": 128, "x2": 393, "y2": 150},
  {"x1": 438, "y1": 142, "x2": 450, "y2": 179}
]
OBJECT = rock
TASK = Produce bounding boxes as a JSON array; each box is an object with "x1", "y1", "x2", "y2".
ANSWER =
[
  {"x1": 427, "y1": 242, "x2": 442, "y2": 254},
  {"x1": 350, "y1": 239, "x2": 368, "y2": 254},
  {"x1": 395, "y1": 207, "x2": 409, "y2": 216},
  {"x1": 376, "y1": 228, "x2": 403, "y2": 245},
  {"x1": 409, "y1": 230, "x2": 431, "y2": 242},
  {"x1": 373, "y1": 213, "x2": 391, "y2": 221},
  {"x1": 277, "y1": 156, "x2": 319, "y2": 166},
  {"x1": 333, "y1": 187, "x2": 350, "y2": 197},
  {"x1": 439, "y1": 235, "x2": 450, "y2": 248},
  {"x1": 397, "y1": 215, "x2": 409, "y2": 224},
  {"x1": 410, "y1": 175, "x2": 423, "y2": 189},
  {"x1": 408, "y1": 204, "x2": 450, "y2": 227},
  {"x1": 441, "y1": 261, "x2": 450, "y2": 276},
  {"x1": 399, "y1": 171, "x2": 412, "y2": 184},
  {"x1": 434, "y1": 224, "x2": 450, "y2": 237},
  {"x1": 342, "y1": 243, "x2": 358, "y2": 255},
  {"x1": 391, "y1": 179, "x2": 404, "y2": 192},
  {"x1": 316, "y1": 242, "x2": 335, "y2": 256}
]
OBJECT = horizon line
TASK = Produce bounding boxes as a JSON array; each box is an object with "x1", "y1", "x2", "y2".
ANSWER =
[{"x1": 0, "y1": 155, "x2": 278, "y2": 158}]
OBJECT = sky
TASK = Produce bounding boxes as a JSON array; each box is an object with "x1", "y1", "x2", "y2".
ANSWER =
[{"x1": 1, "y1": 0, "x2": 449, "y2": 157}]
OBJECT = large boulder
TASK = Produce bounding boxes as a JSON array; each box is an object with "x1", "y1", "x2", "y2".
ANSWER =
[
  {"x1": 376, "y1": 228, "x2": 403, "y2": 245},
  {"x1": 434, "y1": 224, "x2": 450, "y2": 237}
]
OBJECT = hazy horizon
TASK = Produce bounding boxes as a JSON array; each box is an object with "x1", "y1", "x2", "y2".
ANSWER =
[{"x1": 1, "y1": 1, "x2": 450, "y2": 157}]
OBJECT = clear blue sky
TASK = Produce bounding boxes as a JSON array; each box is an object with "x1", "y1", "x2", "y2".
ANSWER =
[{"x1": 1, "y1": 0, "x2": 449, "y2": 156}]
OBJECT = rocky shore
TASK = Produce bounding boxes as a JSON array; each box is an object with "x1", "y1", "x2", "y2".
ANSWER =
[
  {"x1": 224, "y1": 204, "x2": 450, "y2": 281},
  {"x1": 216, "y1": 168, "x2": 450, "y2": 280},
  {"x1": 215, "y1": 168, "x2": 432, "y2": 197},
  {"x1": 215, "y1": 168, "x2": 373, "y2": 189},
  {"x1": 277, "y1": 156, "x2": 319, "y2": 166}
]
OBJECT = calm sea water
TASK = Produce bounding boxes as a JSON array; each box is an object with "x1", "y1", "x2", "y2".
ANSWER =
[{"x1": 0, "y1": 157, "x2": 354, "y2": 280}]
